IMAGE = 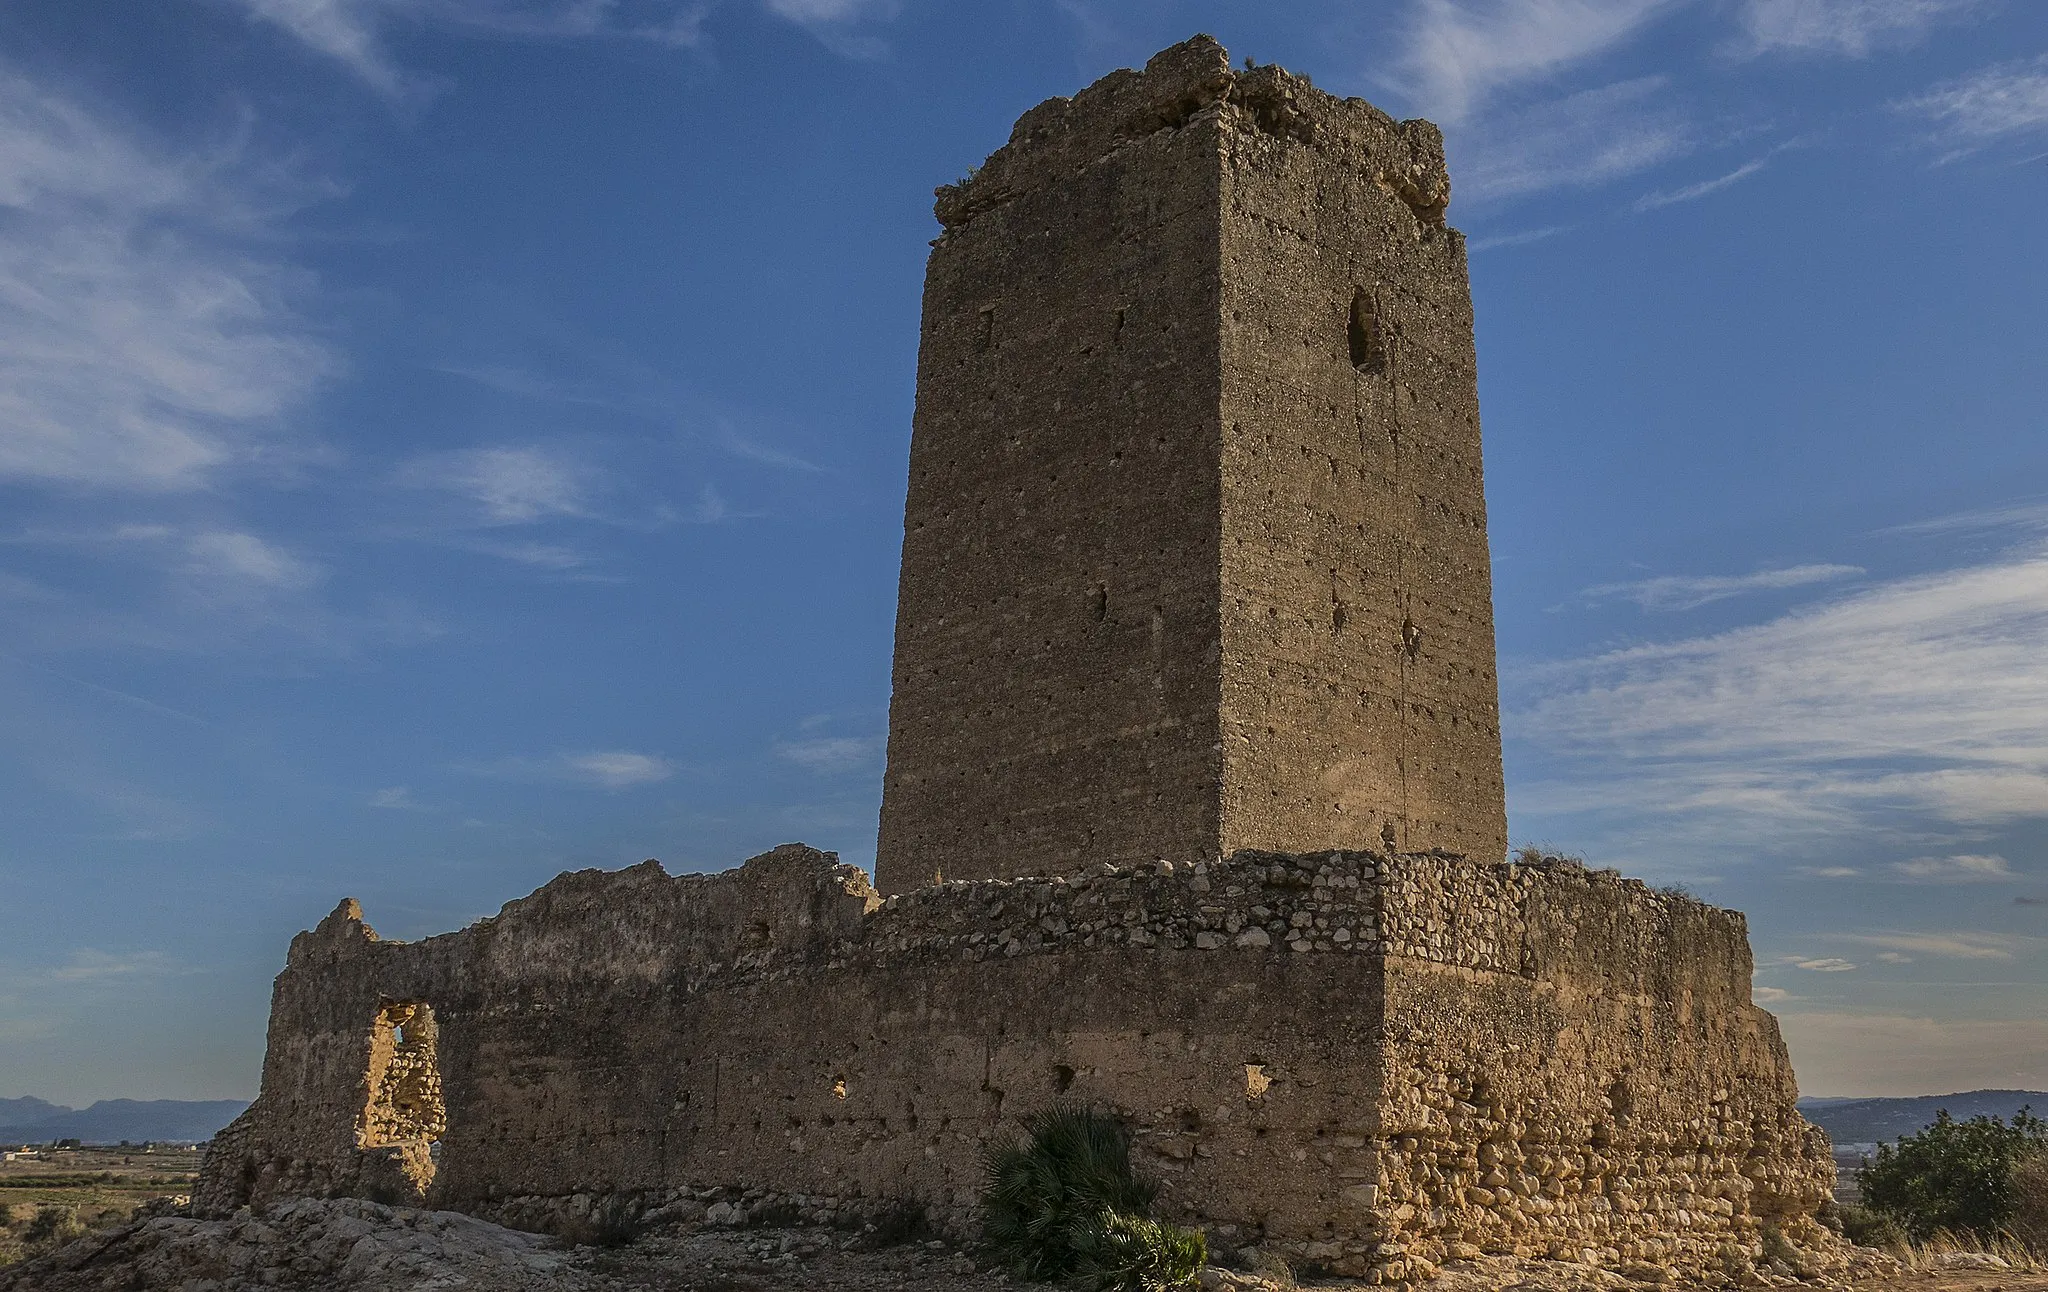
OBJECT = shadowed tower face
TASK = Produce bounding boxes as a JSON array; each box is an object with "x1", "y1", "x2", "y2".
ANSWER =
[{"x1": 875, "y1": 36, "x2": 1506, "y2": 894}]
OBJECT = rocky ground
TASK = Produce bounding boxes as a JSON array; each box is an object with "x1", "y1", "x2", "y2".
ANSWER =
[{"x1": 1, "y1": 1198, "x2": 2042, "y2": 1292}]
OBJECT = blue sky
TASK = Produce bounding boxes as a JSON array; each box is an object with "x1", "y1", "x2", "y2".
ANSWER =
[{"x1": 0, "y1": 0, "x2": 2042, "y2": 1105}]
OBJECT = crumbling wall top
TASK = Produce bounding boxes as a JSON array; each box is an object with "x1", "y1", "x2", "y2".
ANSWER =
[{"x1": 934, "y1": 33, "x2": 1450, "y2": 231}]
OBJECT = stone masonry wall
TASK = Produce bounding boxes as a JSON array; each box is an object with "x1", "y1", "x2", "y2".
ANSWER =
[
  {"x1": 200, "y1": 845, "x2": 1834, "y2": 1283},
  {"x1": 875, "y1": 36, "x2": 1508, "y2": 893}
]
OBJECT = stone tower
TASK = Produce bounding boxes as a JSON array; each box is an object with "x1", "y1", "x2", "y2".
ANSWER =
[{"x1": 875, "y1": 36, "x2": 1507, "y2": 893}]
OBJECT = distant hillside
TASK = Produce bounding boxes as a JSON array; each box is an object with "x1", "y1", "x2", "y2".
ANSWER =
[
  {"x1": 1800, "y1": 1089, "x2": 2048, "y2": 1145},
  {"x1": 0, "y1": 1096, "x2": 67, "y2": 1125},
  {"x1": 0, "y1": 1098, "x2": 247, "y2": 1146}
]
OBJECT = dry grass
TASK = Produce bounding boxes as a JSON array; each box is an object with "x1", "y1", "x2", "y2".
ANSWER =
[
  {"x1": 2011, "y1": 1148, "x2": 2048, "y2": 1252},
  {"x1": 1891, "y1": 1229, "x2": 2045, "y2": 1273}
]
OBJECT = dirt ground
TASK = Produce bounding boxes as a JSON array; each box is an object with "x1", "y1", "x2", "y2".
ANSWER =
[
  {"x1": 581, "y1": 1227, "x2": 2048, "y2": 1292},
  {"x1": 4, "y1": 1200, "x2": 2045, "y2": 1292}
]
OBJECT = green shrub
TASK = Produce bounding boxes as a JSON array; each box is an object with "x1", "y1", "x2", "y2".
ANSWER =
[
  {"x1": 983, "y1": 1104, "x2": 1206, "y2": 1291},
  {"x1": 1833, "y1": 1203, "x2": 1908, "y2": 1250},
  {"x1": 1069, "y1": 1210, "x2": 1207, "y2": 1291},
  {"x1": 1860, "y1": 1108, "x2": 2048, "y2": 1242},
  {"x1": 22, "y1": 1204, "x2": 86, "y2": 1254}
]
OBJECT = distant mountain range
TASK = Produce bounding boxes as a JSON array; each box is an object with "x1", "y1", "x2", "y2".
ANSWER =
[
  {"x1": 3, "y1": 1089, "x2": 2036, "y2": 1151},
  {"x1": 1799, "y1": 1089, "x2": 2048, "y2": 1146},
  {"x1": 0, "y1": 1098, "x2": 248, "y2": 1146}
]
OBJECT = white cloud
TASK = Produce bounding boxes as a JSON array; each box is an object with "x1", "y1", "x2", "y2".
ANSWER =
[
  {"x1": 1740, "y1": 0, "x2": 1992, "y2": 58},
  {"x1": 1582, "y1": 562, "x2": 1860, "y2": 610},
  {"x1": 686, "y1": 482, "x2": 733, "y2": 524},
  {"x1": 774, "y1": 735, "x2": 883, "y2": 773},
  {"x1": 182, "y1": 531, "x2": 321, "y2": 590},
  {"x1": 0, "y1": 521, "x2": 433, "y2": 656},
  {"x1": 453, "y1": 538, "x2": 593, "y2": 570},
  {"x1": 1452, "y1": 77, "x2": 1696, "y2": 203},
  {"x1": 1875, "y1": 951, "x2": 1912, "y2": 963},
  {"x1": 47, "y1": 949, "x2": 175, "y2": 983},
  {"x1": 1466, "y1": 225, "x2": 1572, "y2": 252},
  {"x1": 1889, "y1": 852, "x2": 2016, "y2": 882},
  {"x1": 1834, "y1": 931, "x2": 2015, "y2": 960},
  {"x1": 369, "y1": 785, "x2": 417, "y2": 808},
  {"x1": 1515, "y1": 541, "x2": 2048, "y2": 838},
  {"x1": 1396, "y1": 0, "x2": 1679, "y2": 123},
  {"x1": 719, "y1": 424, "x2": 821, "y2": 473},
  {"x1": 761, "y1": 0, "x2": 899, "y2": 56},
  {"x1": 234, "y1": 0, "x2": 710, "y2": 100},
  {"x1": 764, "y1": 0, "x2": 892, "y2": 22},
  {"x1": 1783, "y1": 1011, "x2": 2048, "y2": 1096},
  {"x1": 0, "y1": 68, "x2": 334, "y2": 491},
  {"x1": 1886, "y1": 495, "x2": 2048, "y2": 536},
  {"x1": 564, "y1": 750, "x2": 673, "y2": 788},
  {"x1": 396, "y1": 446, "x2": 597, "y2": 523},
  {"x1": 1632, "y1": 155, "x2": 1772, "y2": 211},
  {"x1": 1793, "y1": 957, "x2": 1857, "y2": 972},
  {"x1": 1799, "y1": 865, "x2": 1861, "y2": 878},
  {"x1": 1752, "y1": 984, "x2": 1793, "y2": 1002},
  {"x1": 461, "y1": 749, "x2": 673, "y2": 790},
  {"x1": 1898, "y1": 54, "x2": 2048, "y2": 157}
]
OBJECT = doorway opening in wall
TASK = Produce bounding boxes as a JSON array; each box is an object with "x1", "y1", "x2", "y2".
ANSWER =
[{"x1": 360, "y1": 1000, "x2": 447, "y2": 1202}]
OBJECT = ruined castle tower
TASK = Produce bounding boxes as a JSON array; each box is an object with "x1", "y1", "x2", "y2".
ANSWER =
[
  {"x1": 202, "y1": 41, "x2": 1842, "y2": 1281},
  {"x1": 876, "y1": 36, "x2": 1507, "y2": 893}
]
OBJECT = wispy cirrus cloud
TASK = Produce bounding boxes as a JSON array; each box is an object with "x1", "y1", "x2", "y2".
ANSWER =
[
  {"x1": 1395, "y1": 0, "x2": 1680, "y2": 123},
  {"x1": 1833, "y1": 930, "x2": 2017, "y2": 960},
  {"x1": 1453, "y1": 76, "x2": 1698, "y2": 203},
  {"x1": 1889, "y1": 852, "x2": 2017, "y2": 883},
  {"x1": 719, "y1": 424, "x2": 821, "y2": 473},
  {"x1": 181, "y1": 531, "x2": 321, "y2": 591},
  {"x1": 1582, "y1": 562, "x2": 1860, "y2": 610},
  {"x1": 1632, "y1": 154, "x2": 1772, "y2": 210},
  {"x1": 1466, "y1": 224, "x2": 1573, "y2": 252},
  {"x1": 1793, "y1": 956, "x2": 1857, "y2": 972},
  {"x1": 464, "y1": 748, "x2": 675, "y2": 788},
  {"x1": 0, "y1": 67, "x2": 335, "y2": 492},
  {"x1": 394, "y1": 445, "x2": 599, "y2": 524},
  {"x1": 1739, "y1": 0, "x2": 1993, "y2": 58},
  {"x1": 233, "y1": 0, "x2": 711, "y2": 100},
  {"x1": 762, "y1": 0, "x2": 900, "y2": 57},
  {"x1": 1393, "y1": 2, "x2": 1699, "y2": 205},
  {"x1": 0, "y1": 520, "x2": 442, "y2": 658},
  {"x1": 1898, "y1": 54, "x2": 2048, "y2": 158},
  {"x1": 1394, "y1": 0, "x2": 2005, "y2": 208},
  {"x1": 1514, "y1": 540, "x2": 2048, "y2": 842},
  {"x1": 1887, "y1": 496, "x2": 2048, "y2": 535},
  {"x1": 774, "y1": 734, "x2": 882, "y2": 773},
  {"x1": 47, "y1": 949, "x2": 179, "y2": 983},
  {"x1": 564, "y1": 750, "x2": 673, "y2": 788}
]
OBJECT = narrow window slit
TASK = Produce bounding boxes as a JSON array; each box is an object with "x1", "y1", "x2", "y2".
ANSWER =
[{"x1": 1349, "y1": 288, "x2": 1387, "y2": 374}]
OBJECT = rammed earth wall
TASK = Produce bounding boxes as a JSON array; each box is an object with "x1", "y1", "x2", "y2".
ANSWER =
[{"x1": 199, "y1": 845, "x2": 1836, "y2": 1282}]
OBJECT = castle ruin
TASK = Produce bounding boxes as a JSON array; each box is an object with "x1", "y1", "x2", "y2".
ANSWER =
[{"x1": 198, "y1": 36, "x2": 1840, "y2": 1284}]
